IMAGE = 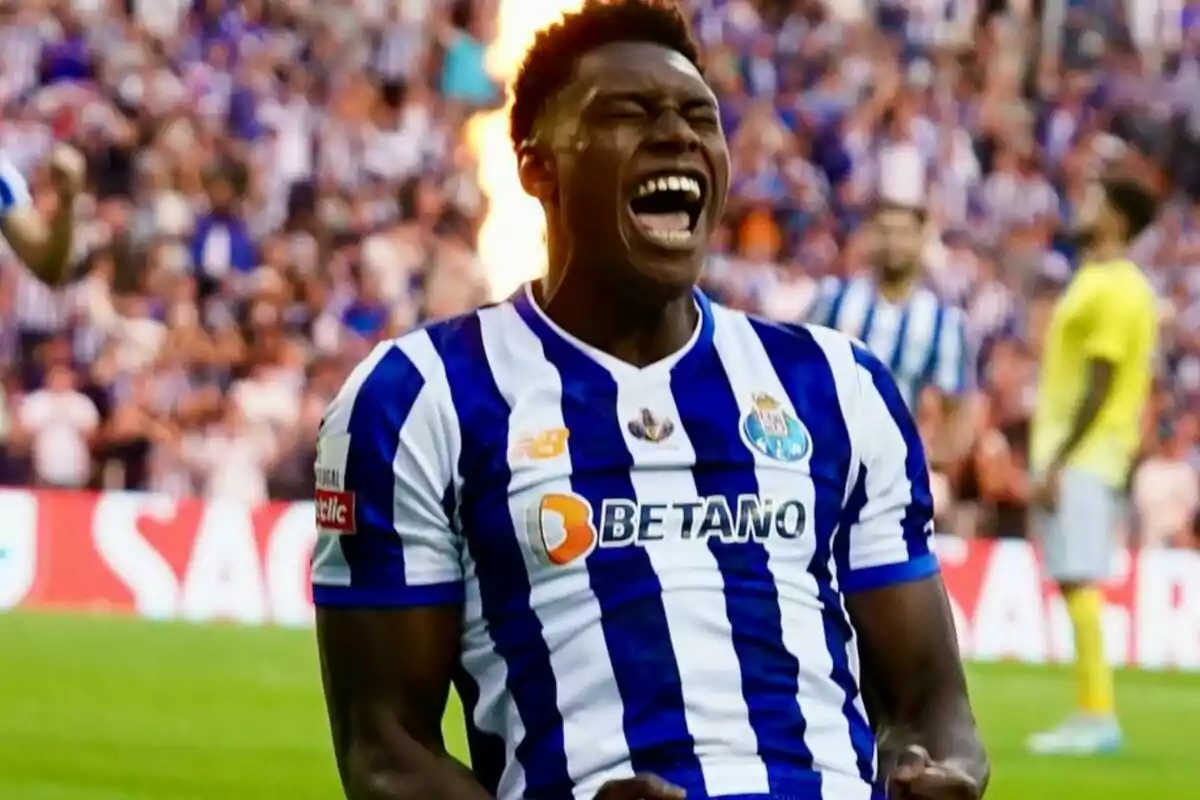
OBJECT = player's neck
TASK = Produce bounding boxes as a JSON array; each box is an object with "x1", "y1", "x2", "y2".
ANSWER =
[
  {"x1": 876, "y1": 272, "x2": 917, "y2": 303},
  {"x1": 536, "y1": 269, "x2": 698, "y2": 369},
  {"x1": 1083, "y1": 238, "x2": 1126, "y2": 263}
]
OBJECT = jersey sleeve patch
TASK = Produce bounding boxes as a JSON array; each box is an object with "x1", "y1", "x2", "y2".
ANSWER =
[{"x1": 314, "y1": 432, "x2": 355, "y2": 534}]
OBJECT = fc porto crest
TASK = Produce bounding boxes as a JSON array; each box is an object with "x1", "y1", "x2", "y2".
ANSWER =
[
  {"x1": 742, "y1": 392, "x2": 810, "y2": 462},
  {"x1": 628, "y1": 408, "x2": 675, "y2": 443}
]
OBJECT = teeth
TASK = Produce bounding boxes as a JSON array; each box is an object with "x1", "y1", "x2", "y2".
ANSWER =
[
  {"x1": 643, "y1": 229, "x2": 693, "y2": 245},
  {"x1": 634, "y1": 174, "x2": 702, "y2": 200}
]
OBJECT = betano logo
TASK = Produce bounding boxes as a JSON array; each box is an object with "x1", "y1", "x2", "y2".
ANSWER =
[{"x1": 526, "y1": 492, "x2": 808, "y2": 566}]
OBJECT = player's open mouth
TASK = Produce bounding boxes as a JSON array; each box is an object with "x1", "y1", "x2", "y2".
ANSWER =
[{"x1": 627, "y1": 170, "x2": 707, "y2": 248}]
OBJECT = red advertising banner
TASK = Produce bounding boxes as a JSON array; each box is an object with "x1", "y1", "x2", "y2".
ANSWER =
[{"x1": 1, "y1": 488, "x2": 1198, "y2": 669}]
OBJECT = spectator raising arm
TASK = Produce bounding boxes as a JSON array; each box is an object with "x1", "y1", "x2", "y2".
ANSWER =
[{"x1": 0, "y1": 144, "x2": 84, "y2": 287}]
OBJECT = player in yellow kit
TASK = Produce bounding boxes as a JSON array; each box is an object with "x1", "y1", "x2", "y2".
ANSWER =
[{"x1": 1027, "y1": 176, "x2": 1160, "y2": 756}]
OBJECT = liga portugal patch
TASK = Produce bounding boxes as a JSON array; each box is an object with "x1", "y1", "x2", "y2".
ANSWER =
[{"x1": 315, "y1": 489, "x2": 356, "y2": 534}]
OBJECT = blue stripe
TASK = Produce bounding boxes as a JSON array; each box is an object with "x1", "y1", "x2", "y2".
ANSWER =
[
  {"x1": 323, "y1": 345, "x2": 424, "y2": 605},
  {"x1": 887, "y1": 302, "x2": 910, "y2": 375},
  {"x1": 888, "y1": 299, "x2": 914, "y2": 407},
  {"x1": 0, "y1": 172, "x2": 15, "y2": 210},
  {"x1": 853, "y1": 346, "x2": 935, "y2": 562},
  {"x1": 311, "y1": 580, "x2": 462, "y2": 608},
  {"x1": 514, "y1": 296, "x2": 706, "y2": 795},
  {"x1": 427, "y1": 314, "x2": 573, "y2": 798},
  {"x1": 859, "y1": 284, "x2": 879, "y2": 345},
  {"x1": 825, "y1": 278, "x2": 850, "y2": 329},
  {"x1": 670, "y1": 319, "x2": 814, "y2": 795},
  {"x1": 921, "y1": 302, "x2": 946, "y2": 386},
  {"x1": 834, "y1": 467, "x2": 869, "y2": 583},
  {"x1": 750, "y1": 320, "x2": 876, "y2": 783},
  {"x1": 949, "y1": 309, "x2": 969, "y2": 393}
]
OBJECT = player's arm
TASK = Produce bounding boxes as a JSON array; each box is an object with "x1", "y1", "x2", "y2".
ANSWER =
[
  {"x1": 1043, "y1": 360, "x2": 1113, "y2": 477},
  {"x1": 1043, "y1": 280, "x2": 1138, "y2": 475},
  {"x1": 841, "y1": 345, "x2": 989, "y2": 797},
  {"x1": 311, "y1": 342, "x2": 491, "y2": 800},
  {"x1": 0, "y1": 146, "x2": 84, "y2": 287}
]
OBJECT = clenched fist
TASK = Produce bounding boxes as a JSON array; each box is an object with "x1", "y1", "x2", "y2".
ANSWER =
[
  {"x1": 888, "y1": 745, "x2": 982, "y2": 800},
  {"x1": 48, "y1": 143, "x2": 85, "y2": 198}
]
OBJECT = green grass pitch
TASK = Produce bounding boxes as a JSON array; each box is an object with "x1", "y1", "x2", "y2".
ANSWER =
[{"x1": 1, "y1": 612, "x2": 1196, "y2": 799}]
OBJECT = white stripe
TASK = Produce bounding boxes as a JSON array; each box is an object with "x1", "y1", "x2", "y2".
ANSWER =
[
  {"x1": 479, "y1": 303, "x2": 629, "y2": 799},
  {"x1": 933, "y1": 306, "x2": 965, "y2": 394},
  {"x1": 898, "y1": 290, "x2": 939, "y2": 385},
  {"x1": 802, "y1": 326, "x2": 866, "y2": 508},
  {"x1": 862, "y1": 298, "x2": 897, "y2": 369},
  {"x1": 834, "y1": 278, "x2": 872, "y2": 340},
  {"x1": 805, "y1": 326, "x2": 877, "y2": 780},
  {"x1": 618, "y1": 374, "x2": 770, "y2": 797},
  {"x1": 847, "y1": 361, "x2": 918, "y2": 572},
  {"x1": 711, "y1": 309, "x2": 869, "y2": 791},
  {"x1": 393, "y1": 331, "x2": 462, "y2": 586}
]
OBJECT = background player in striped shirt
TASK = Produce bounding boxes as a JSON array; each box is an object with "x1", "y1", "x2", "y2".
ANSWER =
[
  {"x1": 1025, "y1": 175, "x2": 1160, "y2": 756},
  {"x1": 805, "y1": 202, "x2": 970, "y2": 411},
  {"x1": 805, "y1": 197, "x2": 971, "y2": 469},
  {"x1": 310, "y1": 2, "x2": 987, "y2": 799},
  {"x1": 0, "y1": 143, "x2": 84, "y2": 286}
]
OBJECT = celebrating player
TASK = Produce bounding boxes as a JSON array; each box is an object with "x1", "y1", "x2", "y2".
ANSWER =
[
  {"x1": 310, "y1": 2, "x2": 988, "y2": 799},
  {"x1": 1026, "y1": 176, "x2": 1159, "y2": 756},
  {"x1": 0, "y1": 144, "x2": 84, "y2": 286}
]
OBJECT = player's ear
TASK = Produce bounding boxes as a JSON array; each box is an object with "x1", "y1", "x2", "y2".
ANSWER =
[{"x1": 518, "y1": 143, "x2": 555, "y2": 203}]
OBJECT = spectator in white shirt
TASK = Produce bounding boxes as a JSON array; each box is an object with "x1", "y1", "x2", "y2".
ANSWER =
[
  {"x1": 14, "y1": 366, "x2": 99, "y2": 488},
  {"x1": 1133, "y1": 416, "x2": 1200, "y2": 548},
  {"x1": 177, "y1": 403, "x2": 279, "y2": 507}
]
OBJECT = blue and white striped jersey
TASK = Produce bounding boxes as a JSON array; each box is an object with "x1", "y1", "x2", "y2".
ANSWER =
[
  {"x1": 805, "y1": 275, "x2": 969, "y2": 409},
  {"x1": 311, "y1": 285, "x2": 938, "y2": 800}
]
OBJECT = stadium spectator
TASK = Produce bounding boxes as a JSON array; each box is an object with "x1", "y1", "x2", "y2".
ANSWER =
[
  {"x1": 13, "y1": 363, "x2": 98, "y2": 489},
  {"x1": 1132, "y1": 414, "x2": 1200, "y2": 547}
]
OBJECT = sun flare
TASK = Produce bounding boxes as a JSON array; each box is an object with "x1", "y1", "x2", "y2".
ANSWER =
[{"x1": 467, "y1": 0, "x2": 586, "y2": 301}]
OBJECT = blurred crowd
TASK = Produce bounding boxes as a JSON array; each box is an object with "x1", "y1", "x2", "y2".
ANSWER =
[{"x1": 0, "y1": 0, "x2": 1197, "y2": 551}]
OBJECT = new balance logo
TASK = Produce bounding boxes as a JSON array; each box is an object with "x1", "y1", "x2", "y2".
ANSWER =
[{"x1": 510, "y1": 427, "x2": 570, "y2": 462}]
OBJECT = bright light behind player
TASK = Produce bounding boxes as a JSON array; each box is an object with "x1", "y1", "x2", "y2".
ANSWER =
[{"x1": 468, "y1": 0, "x2": 584, "y2": 300}]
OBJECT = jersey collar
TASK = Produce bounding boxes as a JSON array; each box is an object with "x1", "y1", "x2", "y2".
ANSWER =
[{"x1": 512, "y1": 282, "x2": 715, "y2": 382}]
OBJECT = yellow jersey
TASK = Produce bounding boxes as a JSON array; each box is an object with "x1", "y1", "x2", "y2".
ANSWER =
[{"x1": 1030, "y1": 258, "x2": 1158, "y2": 487}]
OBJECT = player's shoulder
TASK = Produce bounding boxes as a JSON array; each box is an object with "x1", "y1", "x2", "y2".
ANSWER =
[
  {"x1": 714, "y1": 302, "x2": 866, "y2": 383},
  {"x1": 717, "y1": 305, "x2": 903, "y2": 438},
  {"x1": 1076, "y1": 259, "x2": 1155, "y2": 307},
  {"x1": 1112, "y1": 259, "x2": 1158, "y2": 301},
  {"x1": 320, "y1": 308, "x2": 490, "y2": 437}
]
